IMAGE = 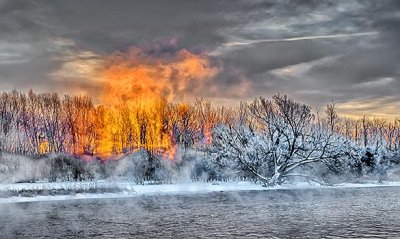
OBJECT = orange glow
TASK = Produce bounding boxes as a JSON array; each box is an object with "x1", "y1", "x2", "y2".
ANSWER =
[
  {"x1": 163, "y1": 144, "x2": 178, "y2": 161},
  {"x1": 203, "y1": 122, "x2": 213, "y2": 145},
  {"x1": 94, "y1": 48, "x2": 218, "y2": 159},
  {"x1": 39, "y1": 141, "x2": 49, "y2": 155},
  {"x1": 101, "y1": 48, "x2": 218, "y2": 105}
]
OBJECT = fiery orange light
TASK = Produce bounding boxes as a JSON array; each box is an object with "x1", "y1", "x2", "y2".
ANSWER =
[
  {"x1": 95, "y1": 47, "x2": 218, "y2": 159},
  {"x1": 101, "y1": 48, "x2": 218, "y2": 105}
]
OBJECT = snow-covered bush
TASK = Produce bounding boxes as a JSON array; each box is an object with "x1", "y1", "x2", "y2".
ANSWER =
[
  {"x1": 48, "y1": 154, "x2": 95, "y2": 182},
  {"x1": 0, "y1": 153, "x2": 50, "y2": 183}
]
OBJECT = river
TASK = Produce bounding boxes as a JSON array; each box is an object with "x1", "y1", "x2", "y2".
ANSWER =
[{"x1": 1, "y1": 186, "x2": 400, "y2": 238}]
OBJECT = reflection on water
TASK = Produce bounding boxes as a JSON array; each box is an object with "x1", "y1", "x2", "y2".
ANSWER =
[{"x1": 1, "y1": 187, "x2": 400, "y2": 238}]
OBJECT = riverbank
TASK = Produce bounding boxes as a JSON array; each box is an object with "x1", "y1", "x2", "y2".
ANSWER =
[{"x1": 2, "y1": 180, "x2": 400, "y2": 204}]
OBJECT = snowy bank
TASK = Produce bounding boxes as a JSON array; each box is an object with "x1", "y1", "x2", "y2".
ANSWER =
[
  {"x1": 0, "y1": 181, "x2": 135, "y2": 194},
  {"x1": 0, "y1": 181, "x2": 261, "y2": 199},
  {"x1": 2, "y1": 181, "x2": 400, "y2": 204}
]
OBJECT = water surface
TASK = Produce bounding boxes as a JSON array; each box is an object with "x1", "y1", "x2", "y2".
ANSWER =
[{"x1": 1, "y1": 187, "x2": 400, "y2": 238}]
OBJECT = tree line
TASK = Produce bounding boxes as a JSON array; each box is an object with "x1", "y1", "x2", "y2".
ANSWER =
[
  {"x1": 0, "y1": 90, "x2": 222, "y2": 157},
  {"x1": 1, "y1": 90, "x2": 399, "y2": 185}
]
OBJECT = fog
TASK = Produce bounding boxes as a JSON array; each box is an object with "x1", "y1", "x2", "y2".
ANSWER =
[{"x1": 2, "y1": 187, "x2": 400, "y2": 238}]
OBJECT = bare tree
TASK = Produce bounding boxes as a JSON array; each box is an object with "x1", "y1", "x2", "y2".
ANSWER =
[{"x1": 211, "y1": 95, "x2": 345, "y2": 186}]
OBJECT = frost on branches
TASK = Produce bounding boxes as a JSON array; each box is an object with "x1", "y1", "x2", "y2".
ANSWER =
[{"x1": 210, "y1": 95, "x2": 396, "y2": 186}]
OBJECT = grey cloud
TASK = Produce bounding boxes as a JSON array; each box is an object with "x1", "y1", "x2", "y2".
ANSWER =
[{"x1": 0, "y1": 0, "x2": 399, "y2": 116}]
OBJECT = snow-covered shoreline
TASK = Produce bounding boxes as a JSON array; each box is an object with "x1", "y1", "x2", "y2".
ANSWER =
[{"x1": 1, "y1": 181, "x2": 400, "y2": 204}]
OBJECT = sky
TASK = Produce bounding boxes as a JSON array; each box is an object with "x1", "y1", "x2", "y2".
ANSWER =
[{"x1": 0, "y1": 0, "x2": 399, "y2": 118}]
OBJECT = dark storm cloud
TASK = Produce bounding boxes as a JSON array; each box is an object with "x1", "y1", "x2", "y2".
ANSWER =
[
  {"x1": 32, "y1": 0, "x2": 248, "y2": 52},
  {"x1": 0, "y1": 0, "x2": 399, "y2": 116}
]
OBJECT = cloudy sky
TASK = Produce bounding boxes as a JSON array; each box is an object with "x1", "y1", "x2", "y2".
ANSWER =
[{"x1": 0, "y1": 0, "x2": 399, "y2": 117}]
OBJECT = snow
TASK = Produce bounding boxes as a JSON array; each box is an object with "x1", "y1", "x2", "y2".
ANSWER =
[{"x1": 1, "y1": 181, "x2": 400, "y2": 204}]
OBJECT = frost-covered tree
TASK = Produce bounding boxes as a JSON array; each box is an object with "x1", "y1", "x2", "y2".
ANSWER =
[{"x1": 211, "y1": 95, "x2": 346, "y2": 186}]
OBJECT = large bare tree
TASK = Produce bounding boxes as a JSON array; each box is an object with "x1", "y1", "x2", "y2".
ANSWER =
[{"x1": 211, "y1": 95, "x2": 345, "y2": 186}]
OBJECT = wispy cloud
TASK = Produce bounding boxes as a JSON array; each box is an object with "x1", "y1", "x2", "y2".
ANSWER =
[
  {"x1": 0, "y1": 42, "x2": 31, "y2": 65},
  {"x1": 223, "y1": 32, "x2": 378, "y2": 47}
]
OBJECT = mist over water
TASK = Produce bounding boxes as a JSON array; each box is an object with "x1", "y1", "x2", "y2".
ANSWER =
[{"x1": 1, "y1": 187, "x2": 400, "y2": 238}]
